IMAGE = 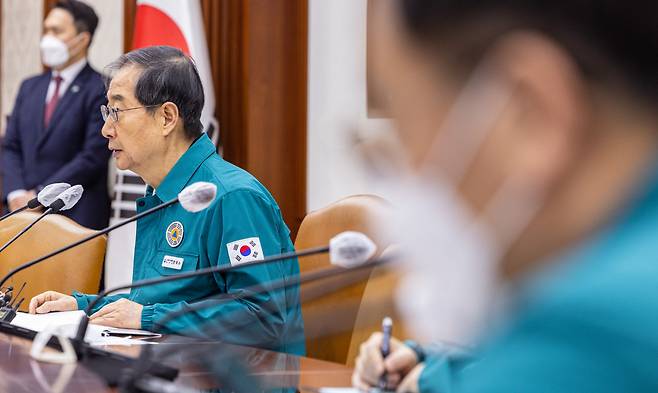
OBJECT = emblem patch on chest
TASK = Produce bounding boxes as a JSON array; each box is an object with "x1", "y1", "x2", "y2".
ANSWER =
[
  {"x1": 166, "y1": 221, "x2": 184, "y2": 248},
  {"x1": 226, "y1": 237, "x2": 265, "y2": 266}
]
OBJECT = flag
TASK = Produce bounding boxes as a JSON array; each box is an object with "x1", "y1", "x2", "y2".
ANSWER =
[{"x1": 132, "y1": 0, "x2": 218, "y2": 144}]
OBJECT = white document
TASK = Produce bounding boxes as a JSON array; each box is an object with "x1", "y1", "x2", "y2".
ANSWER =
[{"x1": 11, "y1": 311, "x2": 160, "y2": 346}]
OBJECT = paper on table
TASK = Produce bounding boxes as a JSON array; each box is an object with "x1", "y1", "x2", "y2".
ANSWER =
[
  {"x1": 11, "y1": 311, "x2": 159, "y2": 346},
  {"x1": 11, "y1": 310, "x2": 87, "y2": 332}
]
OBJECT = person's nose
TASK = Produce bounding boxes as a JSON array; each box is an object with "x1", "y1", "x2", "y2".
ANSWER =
[{"x1": 101, "y1": 118, "x2": 115, "y2": 139}]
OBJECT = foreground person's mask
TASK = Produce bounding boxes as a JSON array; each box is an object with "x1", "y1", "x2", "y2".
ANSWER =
[{"x1": 367, "y1": 63, "x2": 546, "y2": 346}]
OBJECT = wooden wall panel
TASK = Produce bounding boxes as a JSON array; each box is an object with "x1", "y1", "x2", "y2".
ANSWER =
[
  {"x1": 123, "y1": 0, "x2": 137, "y2": 52},
  {"x1": 243, "y1": 0, "x2": 308, "y2": 237}
]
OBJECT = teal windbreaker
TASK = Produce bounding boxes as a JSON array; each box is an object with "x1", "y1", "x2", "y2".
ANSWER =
[
  {"x1": 74, "y1": 134, "x2": 305, "y2": 355},
  {"x1": 419, "y1": 163, "x2": 658, "y2": 392}
]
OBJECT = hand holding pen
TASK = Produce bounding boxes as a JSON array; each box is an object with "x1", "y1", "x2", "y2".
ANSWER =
[{"x1": 352, "y1": 318, "x2": 423, "y2": 392}]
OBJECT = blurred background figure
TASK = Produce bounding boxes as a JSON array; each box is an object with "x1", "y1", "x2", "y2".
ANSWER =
[
  {"x1": 1, "y1": 0, "x2": 110, "y2": 229},
  {"x1": 353, "y1": 0, "x2": 658, "y2": 392}
]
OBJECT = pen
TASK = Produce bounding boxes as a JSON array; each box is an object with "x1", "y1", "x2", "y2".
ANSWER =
[{"x1": 378, "y1": 316, "x2": 393, "y2": 390}]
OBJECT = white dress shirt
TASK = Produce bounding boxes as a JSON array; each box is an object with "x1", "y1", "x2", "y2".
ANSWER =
[
  {"x1": 45, "y1": 58, "x2": 88, "y2": 103},
  {"x1": 7, "y1": 59, "x2": 88, "y2": 206}
]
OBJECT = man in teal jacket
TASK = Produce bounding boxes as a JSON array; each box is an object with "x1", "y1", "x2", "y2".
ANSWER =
[
  {"x1": 352, "y1": 0, "x2": 658, "y2": 391},
  {"x1": 28, "y1": 46, "x2": 305, "y2": 355},
  {"x1": 356, "y1": 167, "x2": 658, "y2": 392}
]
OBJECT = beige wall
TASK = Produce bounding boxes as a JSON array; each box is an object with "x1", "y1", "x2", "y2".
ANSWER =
[
  {"x1": 84, "y1": 0, "x2": 124, "y2": 72},
  {"x1": 1, "y1": 0, "x2": 43, "y2": 136},
  {"x1": 307, "y1": 0, "x2": 390, "y2": 211},
  {"x1": 0, "y1": 0, "x2": 123, "y2": 136}
]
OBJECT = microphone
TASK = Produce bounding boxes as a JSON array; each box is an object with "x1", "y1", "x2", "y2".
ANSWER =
[
  {"x1": 0, "y1": 182, "x2": 217, "y2": 387},
  {"x1": 0, "y1": 183, "x2": 70, "y2": 222},
  {"x1": 0, "y1": 181, "x2": 217, "y2": 298},
  {"x1": 0, "y1": 185, "x2": 84, "y2": 255},
  {"x1": 330, "y1": 231, "x2": 377, "y2": 267},
  {"x1": 47, "y1": 184, "x2": 84, "y2": 213},
  {"x1": 74, "y1": 231, "x2": 378, "y2": 345},
  {"x1": 0, "y1": 281, "x2": 25, "y2": 309},
  {"x1": 35, "y1": 183, "x2": 73, "y2": 208},
  {"x1": 123, "y1": 251, "x2": 393, "y2": 392}
]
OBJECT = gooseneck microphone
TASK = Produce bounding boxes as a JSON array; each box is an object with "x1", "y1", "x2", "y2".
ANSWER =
[
  {"x1": 124, "y1": 250, "x2": 392, "y2": 393},
  {"x1": 0, "y1": 183, "x2": 71, "y2": 222},
  {"x1": 0, "y1": 182, "x2": 218, "y2": 292},
  {"x1": 0, "y1": 182, "x2": 218, "y2": 387},
  {"x1": 0, "y1": 185, "x2": 84, "y2": 255},
  {"x1": 73, "y1": 231, "x2": 378, "y2": 346}
]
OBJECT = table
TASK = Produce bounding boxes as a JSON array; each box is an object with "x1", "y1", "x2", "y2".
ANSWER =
[{"x1": 0, "y1": 331, "x2": 353, "y2": 392}]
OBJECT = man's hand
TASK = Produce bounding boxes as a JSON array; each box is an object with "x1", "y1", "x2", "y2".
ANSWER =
[
  {"x1": 29, "y1": 291, "x2": 78, "y2": 314},
  {"x1": 8, "y1": 190, "x2": 37, "y2": 212},
  {"x1": 352, "y1": 332, "x2": 420, "y2": 392},
  {"x1": 395, "y1": 364, "x2": 424, "y2": 393},
  {"x1": 89, "y1": 298, "x2": 143, "y2": 329}
]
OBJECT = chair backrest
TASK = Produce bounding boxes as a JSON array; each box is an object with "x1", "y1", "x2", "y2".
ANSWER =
[
  {"x1": 295, "y1": 195, "x2": 390, "y2": 365},
  {"x1": 0, "y1": 212, "x2": 106, "y2": 312},
  {"x1": 345, "y1": 259, "x2": 410, "y2": 366}
]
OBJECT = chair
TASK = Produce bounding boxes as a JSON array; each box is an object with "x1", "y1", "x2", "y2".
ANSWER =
[
  {"x1": 345, "y1": 258, "x2": 411, "y2": 366},
  {"x1": 295, "y1": 194, "x2": 392, "y2": 365},
  {"x1": 0, "y1": 212, "x2": 106, "y2": 312}
]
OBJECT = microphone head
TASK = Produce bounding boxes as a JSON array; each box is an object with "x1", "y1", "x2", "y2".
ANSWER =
[
  {"x1": 329, "y1": 231, "x2": 377, "y2": 268},
  {"x1": 35, "y1": 183, "x2": 71, "y2": 207},
  {"x1": 50, "y1": 185, "x2": 84, "y2": 212},
  {"x1": 179, "y1": 182, "x2": 218, "y2": 213}
]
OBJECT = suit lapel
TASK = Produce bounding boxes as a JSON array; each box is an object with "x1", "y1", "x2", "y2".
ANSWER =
[{"x1": 37, "y1": 65, "x2": 91, "y2": 150}]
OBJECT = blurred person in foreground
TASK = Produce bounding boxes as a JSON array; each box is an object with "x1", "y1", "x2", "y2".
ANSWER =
[
  {"x1": 28, "y1": 46, "x2": 305, "y2": 355},
  {"x1": 353, "y1": 0, "x2": 658, "y2": 392},
  {"x1": 2, "y1": 0, "x2": 110, "y2": 229}
]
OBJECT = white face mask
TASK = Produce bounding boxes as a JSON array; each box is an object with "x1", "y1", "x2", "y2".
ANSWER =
[
  {"x1": 40, "y1": 35, "x2": 76, "y2": 68},
  {"x1": 369, "y1": 62, "x2": 544, "y2": 347}
]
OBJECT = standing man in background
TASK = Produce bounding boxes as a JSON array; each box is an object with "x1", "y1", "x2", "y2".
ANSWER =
[{"x1": 2, "y1": 0, "x2": 110, "y2": 229}]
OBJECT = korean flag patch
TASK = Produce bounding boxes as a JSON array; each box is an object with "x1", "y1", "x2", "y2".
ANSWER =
[{"x1": 227, "y1": 237, "x2": 264, "y2": 266}]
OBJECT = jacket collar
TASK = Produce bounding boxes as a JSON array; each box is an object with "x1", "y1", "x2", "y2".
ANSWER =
[{"x1": 149, "y1": 133, "x2": 217, "y2": 202}]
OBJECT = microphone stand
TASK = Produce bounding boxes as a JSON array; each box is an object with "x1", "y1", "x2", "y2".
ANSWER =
[
  {"x1": 75, "y1": 245, "x2": 330, "y2": 344},
  {"x1": 0, "y1": 208, "x2": 53, "y2": 255},
  {"x1": 0, "y1": 205, "x2": 29, "y2": 222},
  {"x1": 0, "y1": 198, "x2": 178, "y2": 291},
  {"x1": 119, "y1": 256, "x2": 391, "y2": 393},
  {"x1": 0, "y1": 199, "x2": 182, "y2": 387}
]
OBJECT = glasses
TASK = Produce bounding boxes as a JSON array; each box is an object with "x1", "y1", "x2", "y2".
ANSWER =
[{"x1": 100, "y1": 104, "x2": 160, "y2": 123}]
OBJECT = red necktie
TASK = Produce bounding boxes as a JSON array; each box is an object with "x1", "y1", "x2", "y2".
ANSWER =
[{"x1": 44, "y1": 75, "x2": 63, "y2": 128}]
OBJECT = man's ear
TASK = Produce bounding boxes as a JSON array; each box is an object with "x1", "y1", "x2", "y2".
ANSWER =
[
  {"x1": 160, "y1": 102, "x2": 180, "y2": 137},
  {"x1": 76, "y1": 31, "x2": 91, "y2": 52},
  {"x1": 491, "y1": 31, "x2": 590, "y2": 191}
]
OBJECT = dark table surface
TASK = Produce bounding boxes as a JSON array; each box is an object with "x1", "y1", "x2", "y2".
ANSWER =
[{"x1": 0, "y1": 331, "x2": 353, "y2": 392}]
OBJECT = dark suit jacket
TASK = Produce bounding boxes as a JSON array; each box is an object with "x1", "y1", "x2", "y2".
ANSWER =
[{"x1": 2, "y1": 63, "x2": 111, "y2": 230}]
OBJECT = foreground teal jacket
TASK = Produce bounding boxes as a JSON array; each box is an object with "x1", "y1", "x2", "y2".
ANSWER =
[
  {"x1": 418, "y1": 163, "x2": 658, "y2": 392},
  {"x1": 74, "y1": 134, "x2": 305, "y2": 355}
]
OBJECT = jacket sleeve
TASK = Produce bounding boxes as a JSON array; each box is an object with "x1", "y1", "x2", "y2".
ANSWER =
[
  {"x1": 419, "y1": 354, "x2": 461, "y2": 393},
  {"x1": 419, "y1": 307, "x2": 651, "y2": 393},
  {"x1": 2, "y1": 83, "x2": 27, "y2": 199},
  {"x1": 40, "y1": 82, "x2": 110, "y2": 186},
  {"x1": 73, "y1": 291, "x2": 130, "y2": 314},
  {"x1": 140, "y1": 190, "x2": 296, "y2": 351}
]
